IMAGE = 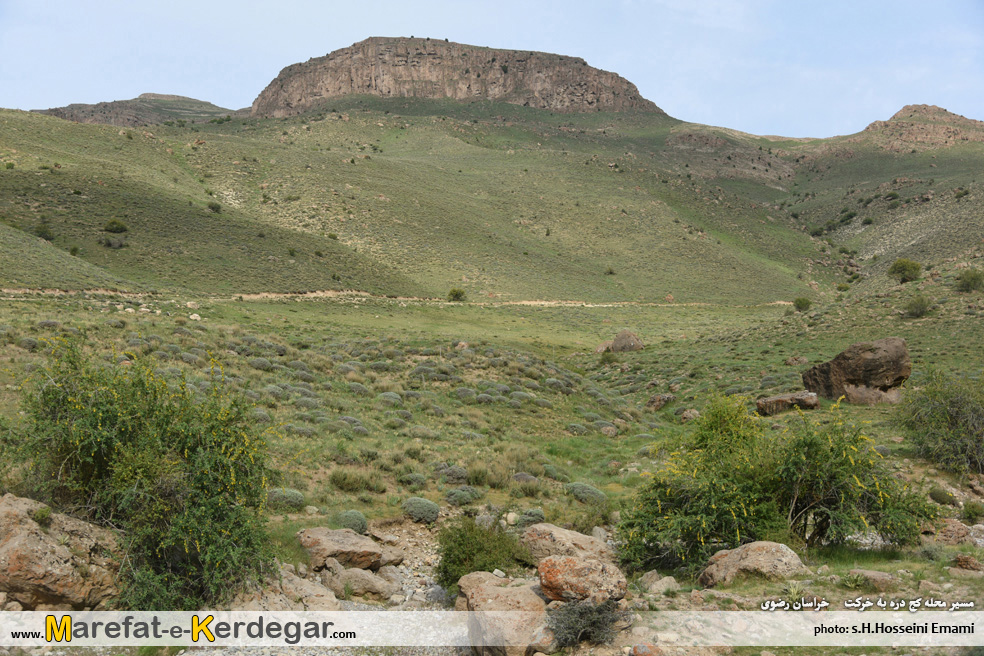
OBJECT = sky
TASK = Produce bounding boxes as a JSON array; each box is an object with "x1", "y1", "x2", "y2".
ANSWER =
[{"x1": 0, "y1": 0, "x2": 981, "y2": 138}]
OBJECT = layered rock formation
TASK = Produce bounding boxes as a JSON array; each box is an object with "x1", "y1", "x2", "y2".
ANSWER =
[
  {"x1": 251, "y1": 37, "x2": 662, "y2": 117},
  {"x1": 37, "y1": 93, "x2": 237, "y2": 127}
]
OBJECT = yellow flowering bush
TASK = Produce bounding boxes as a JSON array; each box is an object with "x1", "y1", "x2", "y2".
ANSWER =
[
  {"x1": 618, "y1": 395, "x2": 934, "y2": 571},
  {"x1": 21, "y1": 339, "x2": 272, "y2": 609}
]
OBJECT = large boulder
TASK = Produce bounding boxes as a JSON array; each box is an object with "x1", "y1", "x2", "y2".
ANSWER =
[
  {"x1": 0, "y1": 494, "x2": 119, "y2": 610},
  {"x1": 456, "y1": 572, "x2": 554, "y2": 656},
  {"x1": 537, "y1": 555, "x2": 626, "y2": 602},
  {"x1": 335, "y1": 567, "x2": 400, "y2": 601},
  {"x1": 230, "y1": 563, "x2": 340, "y2": 611},
  {"x1": 802, "y1": 337, "x2": 910, "y2": 404},
  {"x1": 612, "y1": 330, "x2": 645, "y2": 353},
  {"x1": 520, "y1": 523, "x2": 615, "y2": 564},
  {"x1": 756, "y1": 391, "x2": 819, "y2": 416},
  {"x1": 297, "y1": 527, "x2": 384, "y2": 570},
  {"x1": 697, "y1": 541, "x2": 808, "y2": 588}
]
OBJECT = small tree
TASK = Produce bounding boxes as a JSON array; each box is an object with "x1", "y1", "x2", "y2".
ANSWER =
[
  {"x1": 956, "y1": 268, "x2": 984, "y2": 293},
  {"x1": 207, "y1": 201, "x2": 222, "y2": 213},
  {"x1": 887, "y1": 258, "x2": 921, "y2": 283},
  {"x1": 447, "y1": 288, "x2": 466, "y2": 302},
  {"x1": 793, "y1": 297, "x2": 812, "y2": 312},
  {"x1": 103, "y1": 219, "x2": 128, "y2": 233},
  {"x1": 904, "y1": 295, "x2": 931, "y2": 318}
]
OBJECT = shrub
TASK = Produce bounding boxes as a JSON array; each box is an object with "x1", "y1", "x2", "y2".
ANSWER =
[
  {"x1": 35, "y1": 223, "x2": 55, "y2": 241},
  {"x1": 446, "y1": 484, "x2": 483, "y2": 506},
  {"x1": 103, "y1": 219, "x2": 128, "y2": 233},
  {"x1": 619, "y1": 395, "x2": 933, "y2": 570},
  {"x1": 402, "y1": 496, "x2": 439, "y2": 523},
  {"x1": 397, "y1": 472, "x2": 427, "y2": 491},
  {"x1": 207, "y1": 201, "x2": 221, "y2": 213},
  {"x1": 888, "y1": 258, "x2": 921, "y2": 283},
  {"x1": 447, "y1": 288, "x2": 466, "y2": 302},
  {"x1": 329, "y1": 468, "x2": 386, "y2": 493},
  {"x1": 928, "y1": 486, "x2": 957, "y2": 506},
  {"x1": 894, "y1": 369, "x2": 984, "y2": 474},
  {"x1": 335, "y1": 509, "x2": 368, "y2": 534},
  {"x1": 267, "y1": 487, "x2": 305, "y2": 511},
  {"x1": 956, "y1": 269, "x2": 984, "y2": 293},
  {"x1": 964, "y1": 501, "x2": 984, "y2": 525},
  {"x1": 547, "y1": 599, "x2": 628, "y2": 648},
  {"x1": 564, "y1": 482, "x2": 606, "y2": 504},
  {"x1": 904, "y1": 295, "x2": 931, "y2": 318},
  {"x1": 4, "y1": 162, "x2": 13, "y2": 169},
  {"x1": 19, "y1": 340, "x2": 270, "y2": 609},
  {"x1": 793, "y1": 297, "x2": 812, "y2": 312},
  {"x1": 434, "y1": 516, "x2": 534, "y2": 593}
]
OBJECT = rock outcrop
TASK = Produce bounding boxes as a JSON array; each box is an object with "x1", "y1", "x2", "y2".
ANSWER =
[
  {"x1": 611, "y1": 330, "x2": 644, "y2": 352},
  {"x1": 36, "y1": 93, "x2": 237, "y2": 127},
  {"x1": 455, "y1": 572, "x2": 556, "y2": 656},
  {"x1": 698, "y1": 541, "x2": 808, "y2": 588},
  {"x1": 802, "y1": 337, "x2": 910, "y2": 404},
  {"x1": 231, "y1": 563, "x2": 340, "y2": 611},
  {"x1": 537, "y1": 555, "x2": 626, "y2": 602},
  {"x1": 0, "y1": 494, "x2": 119, "y2": 610},
  {"x1": 756, "y1": 391, "x2": 819, "y2": 416},
  {"x1": 251, "y1": 37, "x2": 663, "y2": 118},
  {"x1": 520, "y1": 523, "x2": 615, "y2": 564},
  {"x1": 297, "y1": 527, "x2": 392, "y2": 570}
]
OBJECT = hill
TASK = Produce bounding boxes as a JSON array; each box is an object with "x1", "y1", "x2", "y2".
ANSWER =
[
  {"x1": 35, "y1": 93, "x2": 241, "y2": 127},
  {"x1": 251, "y1": 37, "x2": 662, "y2": 118}
]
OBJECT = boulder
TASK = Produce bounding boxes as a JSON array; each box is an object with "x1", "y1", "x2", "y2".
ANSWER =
[
  {"x1": 594, "y1": 340, "x2": 614, "y2": 354},
  {"x1": 537, "y1": 555, "x2": 626, "y2": 602},
  {"x1": 698, "y1": 541, "x2": 808, "y2": 588},
  {"x1": 934, "y1": 518, "x2": 973, "y2": 546},
  {"x1": 297, "y1": 527, "x2": 383, "y2": 570},
  {"x1": 231, "y1": 563, "x2": 340, "y2": 610},
  {"x1": 520, "y1": 523, "x2": 615, "y2": 564},
  {"x1": 646, "y1": 393, "x2": 676, "y2": 411},
  {"x1": 756, "y1": 391, "x2": 819, "y2": 416},
  {"x1": 681, "y1": 409, "x2": 700, "y2": 423},
  {"x1": 802, "y1": 337, "x2": 910, "y2": 404},
  {"x1": 0, "y1": 494, "x2": 119, "y2": 610},
  {"x1": 457, "y1": 572, "x2": 552, "y2": 656},
  {"x1": 612, "y1": 330, "x2": 644, "y2": 352},
  {"x1": 335, "y1": 567, "x2": 400, "y2": 601},
  {"x1": 848, "y1": 569, "x2": 896, "y2": 592}
]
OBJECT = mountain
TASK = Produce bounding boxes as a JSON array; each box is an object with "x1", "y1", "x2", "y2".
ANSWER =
[
  {"x1": 35, "y1": 93, "x2": 241, "y2": 127},
  {"x1": 250, "y1": 37, "x2": 661, "y2": 118}
]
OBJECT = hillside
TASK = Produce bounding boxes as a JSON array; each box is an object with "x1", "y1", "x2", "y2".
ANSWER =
[
  {"x1": 251, "y1": 37, "x2": 662, "y2": 117},
  {"x1": 35, "y1": 93, "x2": 241, "y2": 127}
]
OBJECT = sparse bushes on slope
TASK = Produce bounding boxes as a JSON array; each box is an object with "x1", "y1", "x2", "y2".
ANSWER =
[
  {"x1": 19, "y1": 340, "x2": 271, "y2": 610},
  {"x1": 888, "y1": 258, "x2": 921, "y2": 283},
  {"x1": 894, "y1": 369, "x2": 984, "y2": 474}
]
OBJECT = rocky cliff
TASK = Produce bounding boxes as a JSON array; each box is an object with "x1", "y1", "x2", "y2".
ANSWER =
[{"x1": 251, "y1": 37, "x2": 661, "y2": 117}]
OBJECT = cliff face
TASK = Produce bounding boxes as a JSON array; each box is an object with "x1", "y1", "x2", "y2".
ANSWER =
[{"x1": 251, "y1": 37, "x2": 662, "y2": 117}]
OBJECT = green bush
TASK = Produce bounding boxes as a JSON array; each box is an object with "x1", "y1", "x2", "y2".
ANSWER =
[
  {"x1": 904, "y1": 295, "x2": 931, "y2": 318},
  {"x1": 267, "y1": 487, "x2": 305, "y2": 511},
  {"x1": 103, "y1": 219, "x2": 128, "y2": 233},
  {"x1": 447, "y1": 288, "x2": 466, "y2": 302},
  {"x1": 434, "y1": 516, "x2": 534, "y2": 593},
  {"x1": 19, "y1": 340, "x2": 271, "y2": 609},
  {"x1": 963, "y1": 501, "x2": 984, "y2": 525},
  {"x1": 619, "y1": 395, "x2": 934, "y2": 570},
  {"x1": 335, "y1": 509, "x2": 368, "y2": 534},
  {"x1": 402, "y1": 496, "x2": 439, "y2": 523},
  {"x1": 207, "y1": 201, "x2": 222, "y2": 213},
  {"x1": 894, "y1": 369, "x2": 984, "y2": 474},
  {"x1": 35, "y1": 223, "x2": 55, "y2": 241},
  {"x1": 547, "y1": 599, "x2": 627, "y2": 648},
  {"x1": 928, "y1": 486, "x2": 957, "y2": 506},
  {"x1": 4, "y1": 162, "x2": 13, "y2": 170},
  {"x1": 888, "y1": 258, "x2": 921, "y2": 283},
  {"x1": 565, "y1": 482, "x2": 606, "y2": 504},
  {"x1": 956, "y1": 269, "x2": 984, "y2": 293},
  {"x1": 793, "y1": 297, "x2": 812, "y2": 312},
  {"x1": 329, "y1": 468, "x2": 386, "y2": 493},
  {"x1": 446, "y1": 484, "x2": 483, "y2": 506}
]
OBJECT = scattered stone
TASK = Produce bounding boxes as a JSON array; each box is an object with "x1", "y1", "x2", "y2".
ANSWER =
[
  {"x1": 594, "y1": 340, "x2": 614, "y2": 354},
  {"x1": 848, "y1": 569, "x2": 897, "y2": 592},
  {"x1": 681, "y1": 409, "x2": 700, "y2": 423},
  {"x1": 698, "y1": 541, "x2": 808, "y2": 588},
  {"x1": 646, "y1": 393, "x2": 676, "y2": 410},
  {"x1": 756, "y1": 391, "x2": 819, "y2": 416},
  {"x1": 935, "y1": 518, "x2": 973, "y2": 546},
  {"x1": 785, "y1": 356, "x2": 808, "y2": 366},
  {"x1": 802, "y1": 337, "x2": 910, "y2": 404},
  {"x1": 521, "y1": 523, "x2": 616, "y2": 563},
  {"x1": 537, "y1": 555, "x2": 626, "y2": 602},
  {"x1": 304, "y1": 505, "x2": 320, "y2": 515},
  {"x1": 231, "y1": 563, "x2": 339, "y2": 611},
  {"x1": 648, "y1": 576, "x2": 680, "y2": 595},
  {"x1": 297, "y1": 527, "x2": 384, "y2": 571},
  {"x1": 954, "y1": 554, "x2": 984, "y2": 571},
  {"x1": 947, "y1": 567, "x2": 984, "y2": 580},
  {"x1": 591, "y1": 526, "x2": 608, "y2": 541}
]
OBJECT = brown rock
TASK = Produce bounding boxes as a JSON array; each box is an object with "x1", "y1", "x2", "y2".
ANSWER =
[
  {"x1": 645, "y1": 393, "x2": 676, "y2": 411},
  {"x1": 848, "y1": 569, "x2": 896, "y2": 592},
  {"x1": 948, "y1": 567, "x2": 984, "y2": 580},
  {"x1": 0, "y1": 494, "x2": 119, "y2": 610},
  {"x1": 785, "y1": 356, "x2": 809, "y2": 366},
  {"x1": 756, "y1": 391, "x2": 819, "y2": 416},
  {"x1": 297, "y1": 527, "x2": 384, "y2": 570},
  {"x1": 337, "y1": 568, "x2": 400, "y2": 601},
  {"x1": 520, "y1": 523, "x2": 615, "y2": 564},
  {"x1": 594, "y1": 340, "x2": 614, "y2": 354},
  {"x1": 458, "y1": 573, "x2": 549, "y2": 656},
  {"x1": 802, "y1": 337, "x2": 911, "y2": 404},
  {"x1": 537, "y1": 556, "x2": 626, "y2": 602},
  {"x1": 954, "y1": 554, "x2": 984, "y2": 571},
  {"x1": 231, "y1": 563, "x2": 339, "y2": 610},
  {"x1": 698, "y1": 541, "x2": 808, "y2": 588},
  {"x1": 251, "y1": 38, "x2": 662, "y2": 119},
  {"x1": 681, "y1": 409, "x2": 700, "y2": 423},
  {"x1": 935, "y1": 518, "x2": 973, "y2": 546},
  {"x1": 611, "y1": 330, "x2": 644, "y2": 353}
]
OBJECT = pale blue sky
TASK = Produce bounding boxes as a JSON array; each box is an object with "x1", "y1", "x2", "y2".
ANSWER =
[{"x1": 0, "y1": 0, "x2": 981, "y2": 137}]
